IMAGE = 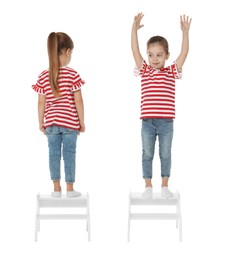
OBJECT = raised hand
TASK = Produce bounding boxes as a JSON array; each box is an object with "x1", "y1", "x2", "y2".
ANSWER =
[
  {"x1": 131, "y1": 12, "x2": 144, "y2": 69},
  {"x1": 133, "y1": 12, "x2": 144, "y2": 31},
  {"x1": 180, "y1": 14, "x2": 192, "y2": 32},
  {"x1": 176, "y1": 14, "x2": 192, "y2": 71}
]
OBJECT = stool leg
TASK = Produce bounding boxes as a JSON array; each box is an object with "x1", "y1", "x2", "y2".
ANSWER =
[
  {"x1": 177, "y1": 192, "x2": 182, "y2": 242},
  {"x1": 87, "y1": 214, "x2": 91, "y2": 242},
  {"x1": 176, "y1": 210, "x2": 179, "y2": 229},
  {"x1": 176, "y1": 197, "x2": 179, "y2": 229},
  {"x1": 37, "y1": 216, "x2": 40, "y2": 232},
  {"x1": 179, "y1": 215, "x2": 182, "y2": 242},
  {"x1": 34, "y1": 215, "x2": 38, "y2": 241},
  {"x1": 127, "y1": 193, "x2": 131, "y2": 242},
  {"x1": 87, "y1": 194, "x2": 91, "y2": 242},
  {"x1": 128, "y1": 216, "x2": 131, "y2": 242},
  {"x1": 35, "y1": 194, "x2": 40, "y2": 241}
]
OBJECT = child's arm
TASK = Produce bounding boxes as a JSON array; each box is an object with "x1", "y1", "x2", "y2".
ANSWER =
[
  {"x1": 74, "y1": 90, "x2": 85, "y2": 132},
  {"x1": 176, "y1": 15, "x2": 192, "y2": 71},
  {"x1": 131, "y1": 13, "x2": 144, "y2": 70},
  {"x1": 38, "y1": 94, "x2": 46, "y2": 133}
]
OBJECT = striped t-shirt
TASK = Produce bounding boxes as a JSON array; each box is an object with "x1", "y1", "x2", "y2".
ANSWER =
[
  {"x1": 136, "y1": 60, "x2": 182, "y2": 119},
  {"x1": 32, "y1": 66, "x2": 85, "y2": 131}
]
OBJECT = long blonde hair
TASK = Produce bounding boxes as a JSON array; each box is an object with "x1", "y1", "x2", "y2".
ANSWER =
[{"x1": 47, "y1": 32, "x2": 74, "y2": 97}]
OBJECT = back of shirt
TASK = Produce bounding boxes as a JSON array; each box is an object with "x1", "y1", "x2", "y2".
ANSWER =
[{"x1": 32, "y1": 66, "x2": 85, "y2": 130}]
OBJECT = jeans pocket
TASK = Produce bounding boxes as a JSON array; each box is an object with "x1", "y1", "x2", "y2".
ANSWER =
[{"x1": 45, "y1": 127, "x2": 52, "y2": 134}]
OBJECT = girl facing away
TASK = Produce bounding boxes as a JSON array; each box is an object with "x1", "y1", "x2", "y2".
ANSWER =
[
  {"x1": 32, "y1": 32, "x2": 85, "y2": 198},
  {"x1": 131, "y1": 13, "x2": 192, "y2": 199}
]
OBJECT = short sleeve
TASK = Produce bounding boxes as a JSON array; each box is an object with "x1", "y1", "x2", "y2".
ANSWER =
[
  {"x1": 32, "y1": 78, "x2": 45, "y2": 95},
  {"x1": 71, "y1": 72, "x2": 85, "y2": 92},
  {"x1": 170, "y1": 62, "x2": 182, "y2": 79},
  {"x1": 134, "y1": 60, "x2": 148, "y2": 77}
]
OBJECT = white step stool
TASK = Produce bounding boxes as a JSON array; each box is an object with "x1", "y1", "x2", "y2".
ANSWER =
[
  {"x1": 128, "y1": 191, "x2": 182, "y2": 242},
  {"x1": 35, "y1": 193, "x2": 90, "y2": 241}
]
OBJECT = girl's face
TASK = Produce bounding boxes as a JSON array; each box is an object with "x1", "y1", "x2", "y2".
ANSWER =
[{"x1": 147, "y1": 43, "x2": 169, "y2": 69}]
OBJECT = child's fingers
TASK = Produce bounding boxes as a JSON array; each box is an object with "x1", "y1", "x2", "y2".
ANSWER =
[{"x1": 135, "y1": 12, "x2": 144, "y2": 21}]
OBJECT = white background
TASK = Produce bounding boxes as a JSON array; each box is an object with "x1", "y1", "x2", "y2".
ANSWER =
[{"x1": 0, "y1": 0, "x2": 225, "y2": 259}]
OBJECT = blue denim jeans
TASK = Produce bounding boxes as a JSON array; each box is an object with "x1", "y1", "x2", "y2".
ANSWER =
[
  {"x1": 141, "y1": 118, "x2": 173, "y2": 179},
  {"x1": 45, "y1": 126, "x2": 78, "y2": 183}
]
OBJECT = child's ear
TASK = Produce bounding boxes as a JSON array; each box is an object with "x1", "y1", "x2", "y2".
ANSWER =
[
  {"x1": 66, "y1": 48, "x2": 72, "y2": 56},
  {"x1": 166, "y1": 52, "x2": 170, "y2": 60}
]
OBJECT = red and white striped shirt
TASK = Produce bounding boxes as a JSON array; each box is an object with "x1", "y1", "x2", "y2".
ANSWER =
[
  {"x1": 32, "y1": 66, "x2": 85, "y2": 131},
  {"x1": 135, "y1": 60, "x2": 182, "y2": 119}
]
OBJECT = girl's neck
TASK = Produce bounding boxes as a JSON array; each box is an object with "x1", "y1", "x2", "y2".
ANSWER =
[
  {"x1": 59, "y1": 55, "x2": 69, "y2": 67},
  {"x1": 59, "y1": 61, "x2": 68, "y2": 67}
]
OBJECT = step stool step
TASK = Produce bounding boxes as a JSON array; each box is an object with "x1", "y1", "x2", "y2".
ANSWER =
[
  {"x1": 38, "y1": 194, "x2": 88, "y2": 208},
  {"x1": 130, "y1": 192, "x2": 180, "y2": 205},
  {"x1": 130, "y1": 213, "x2": 179, "y2": 220}
]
